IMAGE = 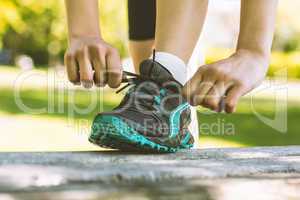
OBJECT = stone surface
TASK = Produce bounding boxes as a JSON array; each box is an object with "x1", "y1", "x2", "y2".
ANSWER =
[{"x1": 0, "y1": 146, "x2": 300, "y2": 199}]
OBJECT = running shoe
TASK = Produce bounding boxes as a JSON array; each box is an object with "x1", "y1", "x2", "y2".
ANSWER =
[{"x1": 89, "y1": 57, "x2": 194, "y2": 153}]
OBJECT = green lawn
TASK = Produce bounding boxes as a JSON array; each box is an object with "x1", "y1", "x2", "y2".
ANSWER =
[
  {"x1": 0, "y1": 66, "x2": 299, "y2": 151},
  {"x1": 1, "y1": 86, "x2": 299, "y2": 149},
  {"x1": 198, "y1": 99, "x2": 300, "y2": 146}
]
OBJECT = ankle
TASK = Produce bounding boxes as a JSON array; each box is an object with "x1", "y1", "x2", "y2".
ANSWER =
[{"x1": 151, "y1": 52, "x2": 188, "y2": 85}]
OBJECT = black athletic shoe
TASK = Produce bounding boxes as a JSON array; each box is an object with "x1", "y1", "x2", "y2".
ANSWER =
[{"x1": 89, "y1": 58, "x2": 194, "y2": 153}]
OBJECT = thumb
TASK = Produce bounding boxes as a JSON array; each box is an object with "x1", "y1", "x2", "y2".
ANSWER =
[{"x1": 225, "y1": 85, "x2": 246, "y2": 113}]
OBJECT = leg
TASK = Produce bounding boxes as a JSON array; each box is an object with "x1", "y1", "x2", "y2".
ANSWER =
[
  {"x1": 155, "y1": 0, "x2": 209, "y2": 148},
  {"x1": 155, "y1": 0, "x2": 208, "y2": 63},
  {"x1": 92, "y1": 0, "x2": 207, "y2": 152},
  {"x1": 129, "y1": 40, "x2": 154, "y2": 73},
  {"x1": 128, "y1": 0, "x2": 156, "y2": 73}
]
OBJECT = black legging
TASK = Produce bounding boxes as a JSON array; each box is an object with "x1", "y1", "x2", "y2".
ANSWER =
[{"x1": 128, "y1": 0, "x2": 156, "y2": 41}]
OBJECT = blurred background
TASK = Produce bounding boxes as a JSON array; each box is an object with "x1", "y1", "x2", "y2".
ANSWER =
[{"x1": 0, "y1": 0, "x2": 299, "y2": 152}]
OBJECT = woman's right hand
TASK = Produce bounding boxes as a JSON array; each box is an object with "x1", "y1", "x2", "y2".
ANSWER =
[{"x1": 64, "y1": 36, "x2": 123, "y2": 88}]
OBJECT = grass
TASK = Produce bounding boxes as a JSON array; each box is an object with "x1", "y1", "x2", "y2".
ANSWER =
[
  {"x1": 0, "y1": 66, "x2": 300, "y2": 151},
  {"x1": 199, "y1": 99, "x2": 300, "y2": 147}
]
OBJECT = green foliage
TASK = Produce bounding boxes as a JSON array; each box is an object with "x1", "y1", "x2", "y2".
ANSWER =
[
  {"x1": 0, "y1": 0, "x2": 67, "y2": 65},
  {"x1": 99, "y1": 1, "x2": 128, "y2": 58},
  {"x1": 273, "y1": 29, "x2": 300, "y2": 53},
  {"x1": 273, "y1": 0, "x2": 300, "y2": 53},
  {"x1": 206, "y1": 48, "x2": 300, "y2": 79},
  {"x1": 0, "y1": 0, "x2": 128, "y2": 65},
  {"x1": 0, "y1": 0, "x2": 299, "y2": 68}
]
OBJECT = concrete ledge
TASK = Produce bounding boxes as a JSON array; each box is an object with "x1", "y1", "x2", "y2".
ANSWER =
[{"x1": 1, "y1": 146, "x2": 300, "y2": 199}]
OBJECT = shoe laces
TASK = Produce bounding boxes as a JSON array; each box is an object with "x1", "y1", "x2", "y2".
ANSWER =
[
  {"x1": 116, "y1": 49, "x2": 163, "y2": 94},
  {"x1": 115, "y1": 50, "x2": 181, "y2": 112},
  {"x1": 115, "y1": 71, "x2": 164, "y2": 111},
  {"x1": 115, "y1": 70, "x2": 183, "y2": 116},
  {"x1": 116, "y1": 71, "x2": 155, "y2": 94}
]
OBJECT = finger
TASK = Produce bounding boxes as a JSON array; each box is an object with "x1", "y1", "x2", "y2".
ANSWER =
[
  {"x1": 76, "y1": 46, "x2": 94, "y2": 88},
  {"x1": 191, "y1": 77, "x2": 217, "y2": 106},
  {"x1": 64, "y1": 52, "x2": 80, "y2": 85},
  {"x1": 106, "y1": 48, "x2": 122, "y2": 88},
  {"x1": 203, "y1": 81, "x2": 229, "y2": 112},
  {"x1": 89, "y1": 46, "x2": 107, "y2": 87},
  {"x1": 182, "y1": 68, "x2": 205, "y2": 103},
  {"x1": 225, "y1": 85, "x2": 245, "y2": 113},
  {"x1": 92, "y1": 60, "x2": 106, "y2": 87}
]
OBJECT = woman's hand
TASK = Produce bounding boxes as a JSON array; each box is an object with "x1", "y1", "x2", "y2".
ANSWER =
[
  {"x1": 183, "y1": 49, "x2": 269, "y2": 113},
  {"x1": 64, "y1": 36, "x2": 122, "y2": 88}
]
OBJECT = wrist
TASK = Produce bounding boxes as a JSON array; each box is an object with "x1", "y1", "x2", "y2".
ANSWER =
[
  {"x1": 236, "y1": 43, "x2": 271, "y2": 58},
  {"x1": 231, "y1": 49, "x2": 271, "y2": 73},
  {"x1": 69, "y1": 34, "x2": 103, "y2": 44},
  {"x1": 234, "y1": 48, "x2": 270, "y2": 63},
  {"x1": 67, "y1": 22, "x2": 102, "y2": 42}
]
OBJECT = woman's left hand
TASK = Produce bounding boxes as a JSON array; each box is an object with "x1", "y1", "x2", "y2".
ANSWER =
[{"x1": 182, "y1": 49, "x2": 270, "y2": 113}]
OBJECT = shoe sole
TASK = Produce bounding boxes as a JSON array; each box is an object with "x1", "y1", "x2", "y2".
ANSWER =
[{"x1": 89, "y1": 116, "x2": 191, "y2": 153}]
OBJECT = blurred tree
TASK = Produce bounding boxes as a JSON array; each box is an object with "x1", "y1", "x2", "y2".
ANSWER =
[
  {"x1": 99, "y1": 1, "x2": 128, "y2": 59},
  {"x1": 0, "y1": 0, "x2": 67, "y2": 65},
  {"x1": 1, "y1": 0, "x2": 298, "y2": 67},
  {"x1": 0, "y1": 0, "x2": 128, "y2": 66},
  {"x1": 272, "y1": 0, "x2": 300, "y2": 52}
]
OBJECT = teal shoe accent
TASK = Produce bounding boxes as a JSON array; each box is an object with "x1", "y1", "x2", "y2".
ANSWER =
[
  {"x1": 180, "y1": 131, "x2": 194, "y2": 149},
  {"x1": 169, "y1": 102, "x2": 190, "y2": 138},
  {"x1": 89, "y1": 115, "x2": 189, "y2": 153}
]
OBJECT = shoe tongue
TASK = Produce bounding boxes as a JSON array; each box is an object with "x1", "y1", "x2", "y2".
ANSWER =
[
  {"x1": 139, "y1": 59, "x2": 177, "y2": 85},
  {"x1": 139, "y1": 59, "x2": 185, "y2": 111}
]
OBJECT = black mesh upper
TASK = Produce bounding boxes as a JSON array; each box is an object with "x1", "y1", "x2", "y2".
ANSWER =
[{"x1": 97, "y1": 59, "x2": 193, "y2": 147}]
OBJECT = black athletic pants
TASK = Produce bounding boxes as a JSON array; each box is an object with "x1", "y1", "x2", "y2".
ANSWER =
[{"x1": 128, "y1": 0, "x2": 156, "y2": 41}]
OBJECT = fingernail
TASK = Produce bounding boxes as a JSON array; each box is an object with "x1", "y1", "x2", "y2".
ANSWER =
[
  {"x1": 96, "y1": 83, "x2": 105, "y2": 87},
  {"x1": 83, "y1": 81, "x2": 93, "y2": 89}
]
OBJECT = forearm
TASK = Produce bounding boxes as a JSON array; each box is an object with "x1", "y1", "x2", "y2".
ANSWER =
[
  {"x1": 237, "y1": 0, "x2": 278, "y2": 57},
  {"x1": 65, "y1": 0, "x2": 101, "y2": 40}
]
